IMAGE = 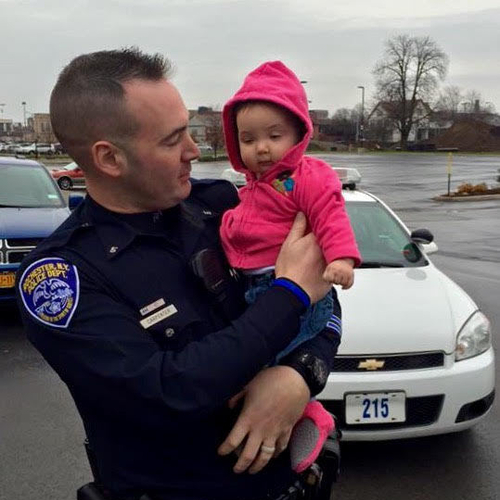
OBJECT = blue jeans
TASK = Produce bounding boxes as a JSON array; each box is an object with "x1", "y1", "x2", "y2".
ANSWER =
[{"x1": 245, "y1": 272, "x2": 334, "y2": 361}]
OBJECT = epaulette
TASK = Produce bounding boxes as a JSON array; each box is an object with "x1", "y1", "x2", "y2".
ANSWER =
[{"x1": 189, "y1": 179, "x2": 239, "y2": 213}]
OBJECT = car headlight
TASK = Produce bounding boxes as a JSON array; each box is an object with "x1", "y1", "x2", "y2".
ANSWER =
[{"x1": 455, "y1": 311, "x2": 491, "y2": 361}]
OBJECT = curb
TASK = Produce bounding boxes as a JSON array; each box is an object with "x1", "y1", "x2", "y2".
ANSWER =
[{"x1": 433, "y1": 194, "x2": 500, "y2": 202}]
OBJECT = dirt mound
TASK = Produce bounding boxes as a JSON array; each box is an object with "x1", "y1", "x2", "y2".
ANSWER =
[{"x1": 434, "y1": 119, "x2": 500, "y2": 152}]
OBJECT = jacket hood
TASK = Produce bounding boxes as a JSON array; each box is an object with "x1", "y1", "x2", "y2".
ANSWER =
[{"x1": 222, "y1": 61, "x2": 313, "y2": 178}]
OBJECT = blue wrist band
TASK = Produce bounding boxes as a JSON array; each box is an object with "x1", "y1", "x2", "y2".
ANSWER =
[{"x1": 272, "y1": 278, "x2": 311, "y2": 309}]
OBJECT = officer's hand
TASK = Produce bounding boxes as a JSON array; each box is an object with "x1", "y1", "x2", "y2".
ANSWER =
[
  {"x1": 218, "y1": 366, "x2": 310, "y2": 474},
  {"x1": 275, "y1": 212, "x2": 331, "y2": 304}
]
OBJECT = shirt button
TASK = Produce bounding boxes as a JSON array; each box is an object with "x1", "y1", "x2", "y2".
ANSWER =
[{"x1": 165, "y1": 328, "x2": 175, "y2": 338}]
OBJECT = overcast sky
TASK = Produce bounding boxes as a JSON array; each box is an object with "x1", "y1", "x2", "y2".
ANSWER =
[{"x1": 1, "y1": 0, "x2": 499, "y2": 123}]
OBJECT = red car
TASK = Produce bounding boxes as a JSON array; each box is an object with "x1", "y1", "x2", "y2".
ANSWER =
[{"x1": 51, "y1": 162, "x2": 86, "y2": 190}]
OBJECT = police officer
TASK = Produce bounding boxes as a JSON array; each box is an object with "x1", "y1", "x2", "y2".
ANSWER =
[{"x1": 16, "y1": 48, "x2": 341, "y2": 500}]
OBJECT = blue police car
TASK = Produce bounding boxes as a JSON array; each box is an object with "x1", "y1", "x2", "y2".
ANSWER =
[{"x1": 0, "y1": 157, "x2": 77, "y2": 301}]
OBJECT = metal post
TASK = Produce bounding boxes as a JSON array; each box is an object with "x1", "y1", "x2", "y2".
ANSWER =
[
  {"x1": 22, "y1": 101, "x2": 27, "y2": 127},
  {"x1": 357, "y1": 86, "x2": 365, "y2": 143},
  {"x1": 447, "y1": 152, "x2": 453, "y2": 196}
]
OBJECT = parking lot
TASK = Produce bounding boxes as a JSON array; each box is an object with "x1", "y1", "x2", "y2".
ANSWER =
[{"x1": 1, "y1": 152, "x2": 499, "y2": 499}]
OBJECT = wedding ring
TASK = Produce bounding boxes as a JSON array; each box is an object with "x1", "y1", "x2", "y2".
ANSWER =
[{"x1": 260, "y1": 445, "x2": 276, "y2": 454}]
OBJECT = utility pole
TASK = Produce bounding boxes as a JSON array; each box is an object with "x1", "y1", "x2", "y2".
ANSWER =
[
  {"x1": 299, "y1": 80, "x2": 312, "y2": 104},
  {"x1": 22, "y1": 101, "x2": 27, "y2": 127},
  {"x1": 357, "y1": 86, "x2": 365, "y2": 143}
]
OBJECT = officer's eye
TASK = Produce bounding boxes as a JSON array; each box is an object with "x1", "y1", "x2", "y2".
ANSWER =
[
  {"x1": 163, "y1": 131, "x2": 183, "y2": 147},
  {"x1": 166, "y1": 136, "x2": 181, "y2": 146}
]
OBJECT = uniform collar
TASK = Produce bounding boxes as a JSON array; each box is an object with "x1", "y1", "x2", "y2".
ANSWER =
[{"x1": 83, "y1": 196, "x2": 185, "y2": 260}]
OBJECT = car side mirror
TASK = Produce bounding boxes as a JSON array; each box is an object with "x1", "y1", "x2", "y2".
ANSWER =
[
  {"x1": 410, "y1": 228, "x2": 434, "y2": 244},
  {"x1": 421, "y1": 241, "x2": 438, "y2": 254},
  {"x1": 68, "y1": 194, "x2": 84, "y2": 210},
  {"x1": 411, "y1": 228, "x2": 437, "y2": 254}
]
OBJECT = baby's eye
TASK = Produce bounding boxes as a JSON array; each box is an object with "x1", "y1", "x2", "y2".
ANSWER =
[{"x1": 240, "y1": 138, "x2": 253, "y2": 144}]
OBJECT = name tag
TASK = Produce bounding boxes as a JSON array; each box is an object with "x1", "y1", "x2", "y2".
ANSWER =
[
  {"x1": 140, "y1": 305, "x2": 178, "y2": 329},
  {"x1": 140, "y1": 298, "x2": 166, "y2": 316}
]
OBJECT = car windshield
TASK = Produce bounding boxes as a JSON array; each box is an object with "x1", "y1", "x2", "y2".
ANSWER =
[
  {"x1": 0, "y1": 164, "x2": 64, "y2": 208},
  {"x1": 345, "y1": 200, "x2": 428, "y2": 268},
  {"x1": 64, "y1": 163, "x2": 79, "y2": 171}
]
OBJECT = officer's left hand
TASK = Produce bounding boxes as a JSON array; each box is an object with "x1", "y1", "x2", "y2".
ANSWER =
[{"x1": 218, "y1": 365, "x2": 310, "y2": 474}]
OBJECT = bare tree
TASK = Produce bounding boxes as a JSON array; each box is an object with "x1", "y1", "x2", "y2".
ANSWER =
[
  {"x1": 437, "y1": 87, "x2": 496, "y2": 117},
  {"x1": 435, "y1": 85, "x2": 463, "y2": 119},
  {"x1": 204, "y1": 109, "x2": 224, "y2": 159},
  {"x1": 373, "y1": 34, "x2": 448, "y2": 148},
  {"x1": 330, "y1": 108, "x2": 357, "y2": 143},
  {"x1": 462, "y1": 89, "x2": 496, "y2": 114}
]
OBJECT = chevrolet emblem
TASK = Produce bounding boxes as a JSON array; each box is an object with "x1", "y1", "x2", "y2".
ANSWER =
[{"x1": 358, "y1": 358, "x2": 385, "y2": 370}]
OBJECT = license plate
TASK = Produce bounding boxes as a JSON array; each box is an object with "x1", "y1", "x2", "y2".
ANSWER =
[
  {"x1": 0, "y1": 272, "x2": 16, "y2": 289},
  {"x1": 345, "y1": 392, "x2": 406, "y2": 424}
]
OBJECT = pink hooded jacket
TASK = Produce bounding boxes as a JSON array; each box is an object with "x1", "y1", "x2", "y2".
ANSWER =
[{"x1": 220, "y1": 61, "x2": 361, "y2": 270}]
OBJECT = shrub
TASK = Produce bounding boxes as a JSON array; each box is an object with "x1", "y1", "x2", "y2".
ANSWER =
[{"x1": 456, "y1": 182, "x2": 488, "y2": 195}]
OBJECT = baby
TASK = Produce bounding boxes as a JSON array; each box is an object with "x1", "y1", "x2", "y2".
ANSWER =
[{"x1": 220, "y1": 61, "x2": 361, "y2": 471}]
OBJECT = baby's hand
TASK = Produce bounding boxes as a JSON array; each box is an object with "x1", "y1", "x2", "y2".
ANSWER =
[{"x1": 323, "y1": 259, "x2": 355, "y2": 289}]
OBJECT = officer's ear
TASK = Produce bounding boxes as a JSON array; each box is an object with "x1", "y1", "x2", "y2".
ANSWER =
[{"x1": 91, "y1": 140, "x2": 127, "y2": 179}]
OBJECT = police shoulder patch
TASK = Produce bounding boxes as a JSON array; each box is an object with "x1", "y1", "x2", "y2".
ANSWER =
[{"x1": 19, "y1": 257, "x2": 80, "y2": 329}]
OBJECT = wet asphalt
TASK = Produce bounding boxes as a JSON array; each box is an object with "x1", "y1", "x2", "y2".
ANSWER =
[{"x1": 1, "y1": 153, "x2": 499, "y2": 500}]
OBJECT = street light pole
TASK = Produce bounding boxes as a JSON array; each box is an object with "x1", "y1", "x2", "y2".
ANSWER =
[
  {"x1": 357, "y1": 86, "x2": 365, "y2": 143},
  {"x1": 299, "y1": 81, "x2": 312, "y2": 103},
  {"x1": 22, "y1": 101, "x2": 27, "y2": 127}
]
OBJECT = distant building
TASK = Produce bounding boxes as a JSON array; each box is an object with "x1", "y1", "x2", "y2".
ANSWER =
[
  {"x1": 188, "y1": 107, "x2": 221, "y2": 144},
  {"x1": 367, "y1": 100, "x2": 451, "y2": 144},
  {"x1": 309, "y1": 109, "x2": 329, "y2": 121},
  {"x1": 0, "y1": 118, "x2": 13, "y2": 134},
  {"x1": 32, "y1": 113, "x2": 56, "y2": 143},
  {"x1": 308, "y1": 109, "x2": 333, "y2": 141}
]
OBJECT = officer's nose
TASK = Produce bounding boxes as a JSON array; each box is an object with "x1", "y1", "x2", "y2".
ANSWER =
[{"x1": 182, "y1": 134, "x2": 200, "y2": 162}]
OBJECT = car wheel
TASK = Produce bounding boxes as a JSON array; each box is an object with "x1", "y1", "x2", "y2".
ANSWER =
[{"x1": 58, "y1": 177, "x2": 72, "y2": 190}]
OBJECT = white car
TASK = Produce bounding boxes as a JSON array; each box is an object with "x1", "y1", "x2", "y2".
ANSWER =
[
  {"x1": 197, "y1": 144, "x2": 214, "y2": 154},
  {"x1": 17, "y1": 142, "x2": 55, "y2": 155},
  {"x1": 221, "y1": 168, "x2": 495, "y2": 440}
]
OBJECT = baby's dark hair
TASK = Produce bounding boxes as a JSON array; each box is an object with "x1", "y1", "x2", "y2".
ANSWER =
[{"x1": 234, "y1": 100, "x2": 307, "y2": 139}]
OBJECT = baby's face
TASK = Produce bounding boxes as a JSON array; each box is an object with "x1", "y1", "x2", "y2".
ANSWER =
[{"x1": 236, "y1": 103, "x2": 300, "y2": 176}]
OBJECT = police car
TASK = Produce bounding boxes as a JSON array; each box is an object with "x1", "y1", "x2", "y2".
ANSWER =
[
  {"x1": 0, "y1": 157, "x2": 78, "y2": 301},
  {"x1": 220, "y1": 167, "x2": 495, "y2": 440}
]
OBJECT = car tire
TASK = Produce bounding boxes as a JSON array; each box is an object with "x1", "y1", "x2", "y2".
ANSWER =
[{"x1": 58, "y1": 177, "x2": 72, "y2": 190}]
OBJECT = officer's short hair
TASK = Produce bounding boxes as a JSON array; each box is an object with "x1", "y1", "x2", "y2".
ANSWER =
[{"x1": 50, "y1": 47, "x2": 172, "y2": 169}]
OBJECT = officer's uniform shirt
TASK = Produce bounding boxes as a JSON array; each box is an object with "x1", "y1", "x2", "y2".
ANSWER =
[{"x1": 16, "y1": 180, "x2": 340, "y2": 500}]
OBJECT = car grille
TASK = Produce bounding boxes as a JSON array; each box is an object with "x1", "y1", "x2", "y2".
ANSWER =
[
  {"x1": 321, "y1": 395, "x2": 444, "y2": 430},
  {"x1": 0, "y1": 238, "x2": 43, "y2": 264},
  {"x1": 6, "y1": 238, "x2": 43, "y2": 247},
  {"x1": 332, "y1": 352, "x2": 445, "y2": 372}
]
